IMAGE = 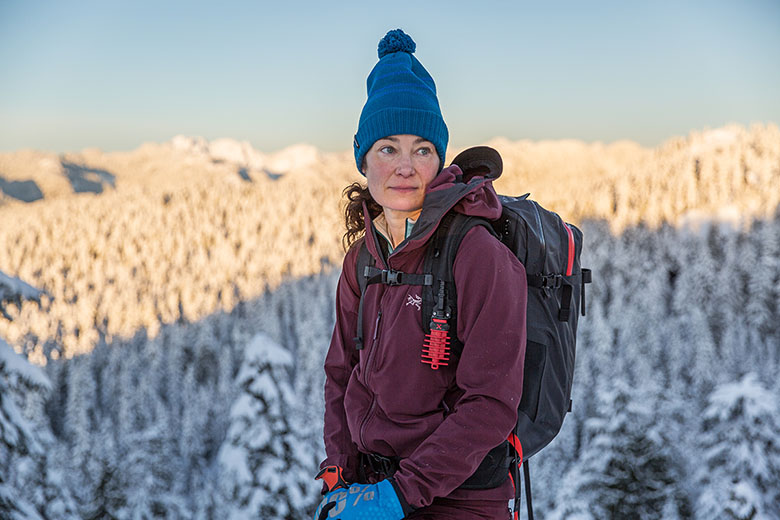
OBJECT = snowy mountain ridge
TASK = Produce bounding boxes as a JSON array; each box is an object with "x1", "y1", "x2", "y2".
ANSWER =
[
  {"x1": 2, "y1": 123, "x2": 778, "y2": 229},
  {"x1": 169, "y1": 136, "x2": 322, "y2": 175}
]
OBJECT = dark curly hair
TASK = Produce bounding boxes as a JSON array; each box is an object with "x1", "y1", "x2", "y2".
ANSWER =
[{"x1": 342, "y1": 182, "x2": 382, "y2": 251}]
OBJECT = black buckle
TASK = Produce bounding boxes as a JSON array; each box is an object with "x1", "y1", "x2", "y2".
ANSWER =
[
  {"x1": 540, "y1": 274, "x2": 563, "y2": 290},
  {"x1": 382, "y1": 269, "x2": 403, "y2": 285},
  {"x1": 364, "y1": 453, "x2": 400, "y2": 477}
]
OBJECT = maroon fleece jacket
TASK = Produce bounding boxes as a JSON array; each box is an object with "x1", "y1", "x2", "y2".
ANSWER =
[{"x1": 322, "y1": 165, "x2": 527, "y2": 508}]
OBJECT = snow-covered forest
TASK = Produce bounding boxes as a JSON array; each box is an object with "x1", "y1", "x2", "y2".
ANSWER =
[{"x1": 2, "y1": 124, "x2": 779, "y2": 519}]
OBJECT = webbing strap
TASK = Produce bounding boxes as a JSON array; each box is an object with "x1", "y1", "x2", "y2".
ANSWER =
[
  {"x1": 526, "y1": 271, "x2": 591, "y2": 322},
  {"x1": 363, "y1": 265, "x2": 433, "y2": 287},
  {"x1": 559, "y1": 284, "x2": 573, "y2": 322},
  {"x1": 354, "y1": 265, "x2": 433, "y2": 350},
  {"x1": 354, "y1": 282, "x2": 370, "y2": 351},
  {"x1": 508, "y1": 433, "x2": 534, "y2": 520},
  {"x1": 581, "y1": 268, "x2": 592, "y2": 316},
  {"x1": 524, "y1": 460, "x2": 534, "y2": 520},
  {"x1": 526, "y1": 272, "x2": 580, "y2": 289}
]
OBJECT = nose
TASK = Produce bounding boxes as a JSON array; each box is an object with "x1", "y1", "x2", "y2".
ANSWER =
[{"x1": 395, "y1": 152, "x2": 413, "y2": 176}]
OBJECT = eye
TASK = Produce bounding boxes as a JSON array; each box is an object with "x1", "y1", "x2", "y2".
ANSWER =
[
  {"x1": 416, "y1": 146, "x2": 433, "y2": 156},
  {"x1": 379, "y1": 145, "x2": 395, "y2": 154}
]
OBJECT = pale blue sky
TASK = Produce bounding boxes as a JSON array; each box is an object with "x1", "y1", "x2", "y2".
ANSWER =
[{"x1": 1, "y1": 0, "x2": 778, "y2": 153}]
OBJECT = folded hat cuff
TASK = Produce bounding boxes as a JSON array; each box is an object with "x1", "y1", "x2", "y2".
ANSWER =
[{"x1": 354, "y1": 108, "x2": 448, "y2": 173}]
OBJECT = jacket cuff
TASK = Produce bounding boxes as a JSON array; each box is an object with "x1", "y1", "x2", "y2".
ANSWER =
[{"x1": 388, "y1": 477, "x2": 416, "y2": 515}]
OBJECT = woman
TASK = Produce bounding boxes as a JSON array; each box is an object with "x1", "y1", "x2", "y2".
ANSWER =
[{"x1": 316, "y1": 29, "x2": 527, "y2": 520}]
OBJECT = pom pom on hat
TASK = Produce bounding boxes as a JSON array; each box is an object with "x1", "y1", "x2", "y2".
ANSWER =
[{"x1": 377, "y1": 29, "x2": 416, "y2": 58}]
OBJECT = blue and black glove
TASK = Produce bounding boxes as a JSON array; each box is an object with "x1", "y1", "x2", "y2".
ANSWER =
[{"x1": 313, "y1": 478, "x2": 413, "y2": 520}]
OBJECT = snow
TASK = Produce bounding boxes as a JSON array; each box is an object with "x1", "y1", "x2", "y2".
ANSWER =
[
  {"x1": 170, "y1": 135, "x2": 209, "y2": 156},
  {"x1": 217, "y1": 332, "x2": 319, "y2": 517},
  {"x1": 0, "y1": 271, "x2": 45, "y2": 305},
  {"x1": 168, "y1": 136, "x2": 319, "y2": 175},
  {"x1": 678, "y1": 205, "x2": 744, "y2": 235},
  {"x1": 265, "y1": 143, "x2": 320, "y2": 173},
  {"x1": 210, "y1": 138, "x2": 266, "y2": 171},
  {"x1": 689, "y1": 125, "x2": 741, "y2": 155},
  {"x1": 243, "y1": 332, "x2": 293, "y2": 368},
  {"x1": 0, "y1": 482, "x2": 45, "y2": 520},
  {"x1": 706, "y1": 372, "x2": 777, "y2": 422},
  {"x1": 0, "y1": 339, "x2": 51, "y2": 390}
]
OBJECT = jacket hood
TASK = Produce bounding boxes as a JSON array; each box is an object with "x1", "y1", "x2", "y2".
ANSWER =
[
  {"x1": 403, "y1": 165, "x2": 502, "y2": 250},
  {"x1": 426, "y1": 165, "x2": 503, "y2": 220}
]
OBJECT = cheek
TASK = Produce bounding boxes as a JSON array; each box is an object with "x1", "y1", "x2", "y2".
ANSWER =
[
  {"x1": 366, "y1": 177, "x2": 380, "y2": 201},
  {"x1": 365, "y1": 166, "x2": 388, "y2": 199}
]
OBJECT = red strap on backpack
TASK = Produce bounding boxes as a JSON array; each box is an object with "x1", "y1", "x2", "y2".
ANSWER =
[
  {"x1": 564, "y1": 223, "x2": 575, "y2": 276},
  {"x1": 507, "y1": 433, "x2": 524, "y2": 520}
]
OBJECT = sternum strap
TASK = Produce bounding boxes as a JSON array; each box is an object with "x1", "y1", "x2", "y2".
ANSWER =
[{"x1": 354, "y1": 265, "x2": 433, "y2": 350}]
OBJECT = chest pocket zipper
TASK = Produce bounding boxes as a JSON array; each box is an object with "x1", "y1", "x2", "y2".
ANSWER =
[
  {"x1": 372, "y1": 310, "x2": 382, "y2": 345},
  {"x1": 364, "y1": 310, "x2": 383, "y2": 385}
]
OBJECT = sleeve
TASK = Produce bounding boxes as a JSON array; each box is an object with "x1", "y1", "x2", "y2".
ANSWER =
[
  {"x1": 320, "y1": 244, "x2": 363, "y2": 483},
  {"x1": 392, "y1": 225, "x2": 527, "y2": 507}
]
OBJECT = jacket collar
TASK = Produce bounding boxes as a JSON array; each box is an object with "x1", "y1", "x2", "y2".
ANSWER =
[{"x1": 373, "y1": 213, "x2": 417, "y2": 254}]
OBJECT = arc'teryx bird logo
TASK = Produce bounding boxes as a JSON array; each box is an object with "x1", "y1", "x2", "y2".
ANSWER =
[{"x1": 406, "y1": 293, "x2": 422, "y2": 311}]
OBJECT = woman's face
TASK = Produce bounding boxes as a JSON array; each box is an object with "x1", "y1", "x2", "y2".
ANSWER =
[{"x1": 363, "y1": 134, "x2": 440, "y2": 217}]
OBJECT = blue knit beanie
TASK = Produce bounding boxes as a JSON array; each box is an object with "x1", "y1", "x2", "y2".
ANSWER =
[{"x1": 354, "y1": 29, "x2": 448, "y2": 174}]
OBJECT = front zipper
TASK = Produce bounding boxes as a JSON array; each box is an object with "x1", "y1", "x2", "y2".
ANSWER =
[
  {"x1": 359, "y1": 395, "x2": 377, "y2": 451},
  {"x1": 358, "y1": 309, "x2": 382, "y2": 451}
]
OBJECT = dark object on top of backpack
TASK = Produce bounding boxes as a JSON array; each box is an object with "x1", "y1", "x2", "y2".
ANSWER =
[{"x1": 355, "y1": 146, "x2": 591, "y2": 519}]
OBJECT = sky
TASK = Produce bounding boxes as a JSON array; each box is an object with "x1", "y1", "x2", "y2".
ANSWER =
[{"x1": 1, "y1": 0, "x2": 779, "y2": 154}]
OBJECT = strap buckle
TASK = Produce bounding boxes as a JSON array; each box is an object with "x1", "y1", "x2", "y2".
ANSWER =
[
  {"x1": 381, "y1": 269, "x2": 403, "y2": 286},
  {"x1": 363, "y1": 452, "x2": 401, "y2": 478},
  {"x1": 540, "y1": 274, "x2": 563, "y2": 290}
]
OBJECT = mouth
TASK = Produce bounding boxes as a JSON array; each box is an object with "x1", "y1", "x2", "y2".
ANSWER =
[{"x1": 389, "y1": 186, "x2": 418, "y2": 191}]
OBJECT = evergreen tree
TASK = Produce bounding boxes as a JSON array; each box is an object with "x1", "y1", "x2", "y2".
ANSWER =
[
  {"x1": 65, "y1": 355, "x2": 97, "y2": 476},
  {"x1": 78, "y1": 421, "x2": 125, "y2": 520},
  {"x1": 1, "y1": 272, "x2": 77, "y2": 519},
  {"x1": 531, "y1": 410, "x2": 582, "y2": 518},
  {"x1": 549, "y1": 380, "x2": 689, "y2": 520},
  {"x1": 695, "y1": 373, "x2": 780, "y2": 520},
  {"x1": 0, "y1": 339, "x2": 47, "y2": 520},
  {"x1": 218, "y1": 332, "x2": 319, "y2": 519}
]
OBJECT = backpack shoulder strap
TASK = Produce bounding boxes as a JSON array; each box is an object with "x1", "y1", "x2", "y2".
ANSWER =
[
  {"x1": 355, "y1": 241, "x2": 374, "y2": 295},
  {"x1": 353, "y1": 242, "x2": 374, "y2": 350},
  {"x1": 421, "y1": 212, "x2": 497, "y2": 359}
]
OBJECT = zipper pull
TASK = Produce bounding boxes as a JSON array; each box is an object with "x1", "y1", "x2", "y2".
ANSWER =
[{"x1": 373, "y1": 311, "x2": 382, "y2": 341}]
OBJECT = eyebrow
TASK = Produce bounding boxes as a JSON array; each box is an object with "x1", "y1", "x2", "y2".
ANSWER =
[{"x1": 380, "y1": 137, "x2": 432, "y2": 145}]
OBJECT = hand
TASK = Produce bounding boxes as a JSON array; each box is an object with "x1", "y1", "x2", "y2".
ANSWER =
[
  {"x1": 315, "y1": 465, "x2": 349, "y2": 493},
  {"x1": 314, "y1": 479, "x2": 407, "y2": 520}
]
